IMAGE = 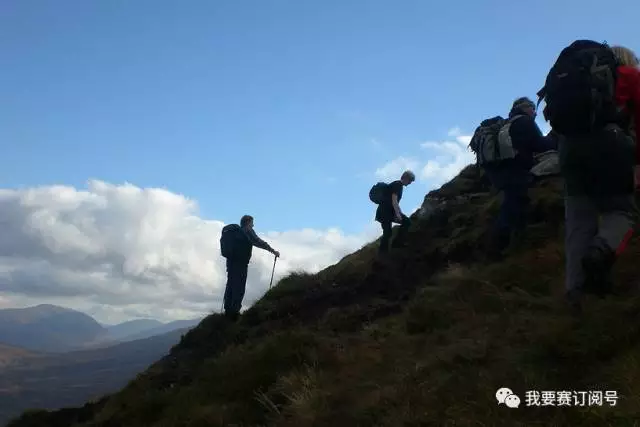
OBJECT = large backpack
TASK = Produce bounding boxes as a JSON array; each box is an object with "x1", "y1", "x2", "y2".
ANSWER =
[
  {"x1": 470, "y1": 115, "x2": 526, "y2": 166},
  {"x1": 220, "y1": 224, "x2": 245, "y2": 259},
  {"x1": 369, "y1": 182, "x2": 388, "y2": 204},
  {"x1": 536, "y1": 40, "x2": 619, "y2": 136}
]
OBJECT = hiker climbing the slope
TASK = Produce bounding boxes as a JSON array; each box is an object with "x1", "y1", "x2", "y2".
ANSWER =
[
  {"x1": 470, "y1": 97, "x2": 557, "y2": 260},
  {"x1": 219, "y1": 215, "x2": 280, "y2": 321},
  {"x1": 370, "y1": 170, "x2": 415, "y2": 255},
  {"x1": 538, "y1": 41, "x2": 639, "y2": 312}
]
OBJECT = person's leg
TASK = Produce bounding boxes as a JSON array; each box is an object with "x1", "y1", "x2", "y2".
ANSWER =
[
  {"x1": 484, "y1": 167, "x2": 510, "y2": 258},
  {"x1": 505, "y1": 172, "x2": 531, "y2": 250},
  {"x1": 391, "y1": 215, "x2": 411, "y2": 247},
  {"x1": 223, "y1": 259, "x2": 234, "y2": 315},
  {"x1": 488, "y1": 189, "x2": 513, "y2": 257},
  {"x1": 584, "y1": 194, "x2": 637, "y2": 295},
  {"x1": 379, "y1": 221, "x2": 392, "y2": 254},
  {"x1": 564, "y1": 195, "x2": 598, "y2": 306},
  {"x1": 582, "y1": 125, "x2": 637, "y2": 295},
  {"x1": 234, "y1": 262, "x2": 249, "y2": 314},
  {"x1": 226, "y1": 261, "x2": 247, "y2": 319}
]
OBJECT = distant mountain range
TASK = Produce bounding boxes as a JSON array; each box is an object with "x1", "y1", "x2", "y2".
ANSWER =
[
  {"x1": 0, "y1": 327, "x2": 191, "y2": 426},
  {"x1": 103, "y1": 319, "x2": 164, "y2": 340},
  {"x1": 111, "y1": 319, "x2": 203, "y2": 342},
  {"x1": 0, "y1": 304, "x2": 202, "y2": 353},
  {"x1": 0, "y1": 304, "x2": 107, "y2": 353},
  {"x1": 0, "y1": 304, "x2": 204, "y2": 425}
]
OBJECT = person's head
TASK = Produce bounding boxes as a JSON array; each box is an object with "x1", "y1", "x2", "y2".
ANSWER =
[
  {"x1": 400, "y1": 170, "x2": 416, "y2": 186},
  {"x1": 611, "y1": 45, "x2": 639, "y2": 68},
  {"x1": 511, "y1": 97, "x2": 537, "y2": 118},
  {"x1": 240, "y1": 215, "x2": 254, "y2": 229}
]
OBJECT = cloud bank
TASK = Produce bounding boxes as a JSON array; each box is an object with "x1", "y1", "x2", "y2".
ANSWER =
[
  {"x1": 0, "y1": 181, "x2": 378, "y2": 324},
  {"x1": 375, "y1": 127, "x2": 475, "y2": 188}
]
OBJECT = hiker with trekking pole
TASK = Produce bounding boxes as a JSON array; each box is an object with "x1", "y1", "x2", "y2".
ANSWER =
[{"x1": 219, "y1": 215, "x2": 280, "y2": 321}]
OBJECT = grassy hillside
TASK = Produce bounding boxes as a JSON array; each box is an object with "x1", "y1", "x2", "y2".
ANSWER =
[{"x1": 8, "y1": 165, "x2": 640, "y2": 427}]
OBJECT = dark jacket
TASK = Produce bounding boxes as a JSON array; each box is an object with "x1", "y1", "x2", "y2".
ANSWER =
[
  {"x1": 375, "y1": 180, "x2": 403, "y2": 223},
  {"x1": 557, "y1": 66, "x2": 640, "y2": 198},
  {"x1": 559, "y1": 125, "x2": 635, "y2": 197},
  {"x1": 232, "y1": 227, "x2": 274, "y2": 264},
  {"x1": 501, "y1": 107, "x2": 558, "y2": 171}
]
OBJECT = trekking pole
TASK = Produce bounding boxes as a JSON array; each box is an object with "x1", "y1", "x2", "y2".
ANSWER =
[{"x1": 269, "y1": 255, "x2": 277, "y2": 290}]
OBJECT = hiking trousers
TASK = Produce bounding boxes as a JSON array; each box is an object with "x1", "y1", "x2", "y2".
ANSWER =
[
  {"x1": 559, "y1": 125, "x2": 637, "y2": 298},
  {"x1": 379, "y1": 214, "x2": 411, "y2": 253},
  {"x1": 223, "y1": 259, "x2": 249, "y2": 315},
  {"x1": 485, "y1": 167, "x2": 532, "y2": 253},
  {"x1": 564, "y1": 194, "x2": 636, "y2": 295}
]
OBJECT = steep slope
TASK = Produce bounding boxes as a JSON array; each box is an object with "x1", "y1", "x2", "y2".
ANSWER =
[
  {"x1": 105, "y1": 320, "x2": 163, "y2": 341},
  {"x1": 114, "y1": 319, "x2": 202, "y2": 343},
  {"x1": 0, "y1": 305, "x2": 108, "y2": 353},
  {"x1": 8, "y1": 165, "x2": 640, "y2": 427},
  {"x1": 0, "y1": 328, "x2": 191, "y2": 426}
]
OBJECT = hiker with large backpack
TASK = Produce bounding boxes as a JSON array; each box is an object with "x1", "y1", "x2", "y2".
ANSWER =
[
  {"x1": 219, "y1": 215, "x2": 280, "y2": 321},
  {"x1": 538, "y1": 41, "x2": 640, "y2": 312},
  {"x1": 370, "y1": 170, "x2": 415, "y2": 255},
  {"x1": 470, "y1": 97, "x2": 557, "y2": 260}
]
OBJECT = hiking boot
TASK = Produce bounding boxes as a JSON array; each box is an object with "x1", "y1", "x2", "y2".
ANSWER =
[
  {"x1": 567, "y1": 299, "x2": 582, "y2": 316},
  {"x1": 508, "y1": 229, "x2": 526, "y2": 252},
  {"x1": 373, "y1": 251, "x2": 394, "y2": 265},
  {"x1": 582, "y1": 243, "x2": 616, "y2": 298},
  {"x1": 486, "y1": 228, "x2": 510, "y2": 262},
  {"x1": 486, "y1": 248, "x2": 504, "y2": 262},
  {"x1": 565, "y1": 289, "x2": 583, "y2": 316},
  {"x1": 224, "y1": 311, "x2": 239, "y2": 322}
]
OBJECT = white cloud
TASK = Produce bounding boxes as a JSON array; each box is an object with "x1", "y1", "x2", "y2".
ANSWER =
[
  {"x1": 447, "y1": 127, "x2": 462, "y2": 137},
  {"x1": 374, "y1": 156, "x2": 420, "y2": 181},
  {"x1": 419, "y1": 132, "x2": 475, "y2": 184},
  {"x1": 375, "y1": 127, "x2": 475, "y2": 188},
  {"x1": 0, "y1": 180, "x2": 378, "y2": 324}
]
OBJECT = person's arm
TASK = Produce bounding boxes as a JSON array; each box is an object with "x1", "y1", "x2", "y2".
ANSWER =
[
  {"x1": 518, "y1": 117, "x2": 557, "y2": 153},
  {"x1": 245, "y1": 228, "x2": 277, "y2": 254},
  {"x1": 391, "y1": 193, "x2": 402, "y2": 219},
  {"x1": 509, "y1": 116, "x2": 555, "y2": 153},
  {"x1": 545, "y1": 130, "x2": 559, "y2": 150}
]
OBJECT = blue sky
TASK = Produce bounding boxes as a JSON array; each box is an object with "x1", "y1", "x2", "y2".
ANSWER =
[{"x1": 2, "y1": 0, "x2": 639, "y2": 235}]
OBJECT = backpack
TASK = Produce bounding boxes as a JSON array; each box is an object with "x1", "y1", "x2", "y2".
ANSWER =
[
  {"x1": 536, "y1": 40, "x2": 619, "y2": 136},
  {"x1": 469, "y1": 115, "x2": 524, "y2": 166},
  {"x1": 220, "y1": 224, "x2": 245, "y2": 259},
  {"x1": 369, "y1": 182, "x2": 388, "y2": 204}
]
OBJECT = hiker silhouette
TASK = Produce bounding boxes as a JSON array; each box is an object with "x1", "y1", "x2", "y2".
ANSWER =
[
  {"x1": 219, "y1": 215, "x2": 280, "y2": 321},
  {"x1": 469, "y1": 97, "x2": 556, "y2": 261},
  {"x1": 370, "y1": 170, "x2": 416, "y2": 256}
]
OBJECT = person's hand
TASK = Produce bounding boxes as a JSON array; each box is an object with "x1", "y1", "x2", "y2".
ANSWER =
[{"x1": 273, "y1": 250, "x2": 280, "y2": 258}]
